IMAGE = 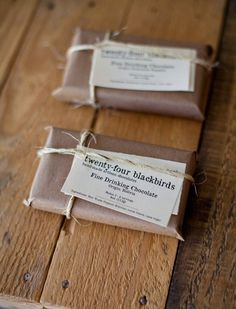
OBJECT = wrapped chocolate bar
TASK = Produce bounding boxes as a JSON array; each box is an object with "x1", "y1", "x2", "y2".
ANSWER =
[
  {"x1": 53, "y1": 28, "x2": 213, "y2": 120},
  {"x1": 25, "y1": 127, "x2": 196, "y2": 240}
]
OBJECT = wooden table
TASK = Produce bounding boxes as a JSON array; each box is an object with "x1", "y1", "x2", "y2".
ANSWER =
[{"x1": 1, "y1": 0, "x2": 235, "y2": 308}]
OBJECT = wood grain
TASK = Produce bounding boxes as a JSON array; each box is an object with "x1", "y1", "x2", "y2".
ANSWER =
[
  {"x1": 166, "y1": 1, "x2": 236, "y2": 308},
  {"x1": 40, "y1": 1, "x2": 227, "y2": 308},
  {"x1": 0, "y1": 0, "x2": 39, "y2": 91},
  {"x1": 0, "y1": 0, "x2": 108, "y2": 307},
  {"x1": 94, "y1": 110, "x2": 201, "y2": 151},
  {"x1": 124, "y1": 0, "x2": 226, "y2": 59}
]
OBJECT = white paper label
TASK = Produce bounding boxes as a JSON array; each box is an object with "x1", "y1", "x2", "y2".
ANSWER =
[
  {"x1": 90, "y1": 42, "x2": 196, "y2": 92},
  {"x1": 61, "y1": 148, "x2": 186, "y2": 227}
]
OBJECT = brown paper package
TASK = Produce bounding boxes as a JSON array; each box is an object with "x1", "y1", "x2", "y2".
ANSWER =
[
  {"x1": 27, "y1": 127, "x2": 196, "y2": 240},
  {"x1": 53, "y1": 28, "x2": 211, "y2": 121}
]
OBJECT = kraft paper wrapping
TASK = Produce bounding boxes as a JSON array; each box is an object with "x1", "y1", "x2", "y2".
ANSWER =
[
  {"x1": 53, "y1": 28, "x2": 211, "y2": 121},
  {"x1": 27, "y1": 127, "x2": 196, "y2": 240}
]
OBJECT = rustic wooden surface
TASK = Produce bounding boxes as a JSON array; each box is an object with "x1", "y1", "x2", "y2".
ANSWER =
[
  {"x1": 0, "y1": 0, "x2": 96, "y2": 308},
  {"x1": 40, "y1": 1, "x2": 226, "y2": 309},
  {"x1": 0, "y1": 0, "x2": 38, "y2": 92},
  {"x1": 166, "y1": 1, "x2": 236, "y2": 308},
  {"x1": 0, "y1": 0, "x2": 228, "y2": 308}
]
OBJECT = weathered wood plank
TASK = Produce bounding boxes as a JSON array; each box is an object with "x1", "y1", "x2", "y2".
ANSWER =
[
  {"x1": 166, "y1": 1, "x2": 236, "y2": 308},
  {"x1": 42, "y1": 222, "x2": 178, "y2": 309},
  {"x1": 94, "y1": 110, "x2": 201, "y2": 151},
  {"x1": 0, "y1": 0, "x2": 39, "y2": 92},
  {"x1": 40, "y1": 1, "x2": 227, "y2": 308},
  {"x1": 0, "y1": 0, "x2": 106, "y2": 307},
  {"x1": 125, "y1": 0, "x2": 226, "y2": 59}
]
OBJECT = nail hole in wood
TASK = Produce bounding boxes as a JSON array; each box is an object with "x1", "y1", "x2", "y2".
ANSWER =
[
  {"x1": 47, "y1": 1, "x2": 55, "y2": 10},
  {"x1": 62, "y1": 279, "x2": 70, "y2": 289},
  {"x1": 206, "y1": 45, "x2": 213, "y2": 56},
  {"x1": 2, "y1": 231, "x2": 11, "y2": 245},
  {"x1": 139, "y1": 295, "x2": 147, "y2": 305},
  {"x1": 150, "y1": 7, "x2": 158, "y2": 13},
  {"x1": 23, "y1": 272, "x2": 32, "y2": 282},
  {"x1": 88, "y1": 1, "x2": 95, "y2": 8}
]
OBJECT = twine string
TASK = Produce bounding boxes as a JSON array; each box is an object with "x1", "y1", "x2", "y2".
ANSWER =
[
  {"x1": 38, "y1": 145, "x2": 194, "y2": 182},
  {"x1": 67, "y1": 39, "x2": 215, "y2": 68},
  {"x1": 24, "y1": 130, "x2": 195, "y2": 225},
  {"x1": 63, "y1": 195, "x2": 75, "y2": 219},
  {"x1": 38, "y1": 131, "x2": 194, "y2": 182},
  {"x1": 61, "y1": 130, "x2": 94, "y2": 219},
  {"x1": 66, "y1": 32, "x2": 216, "y2": 106}
]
